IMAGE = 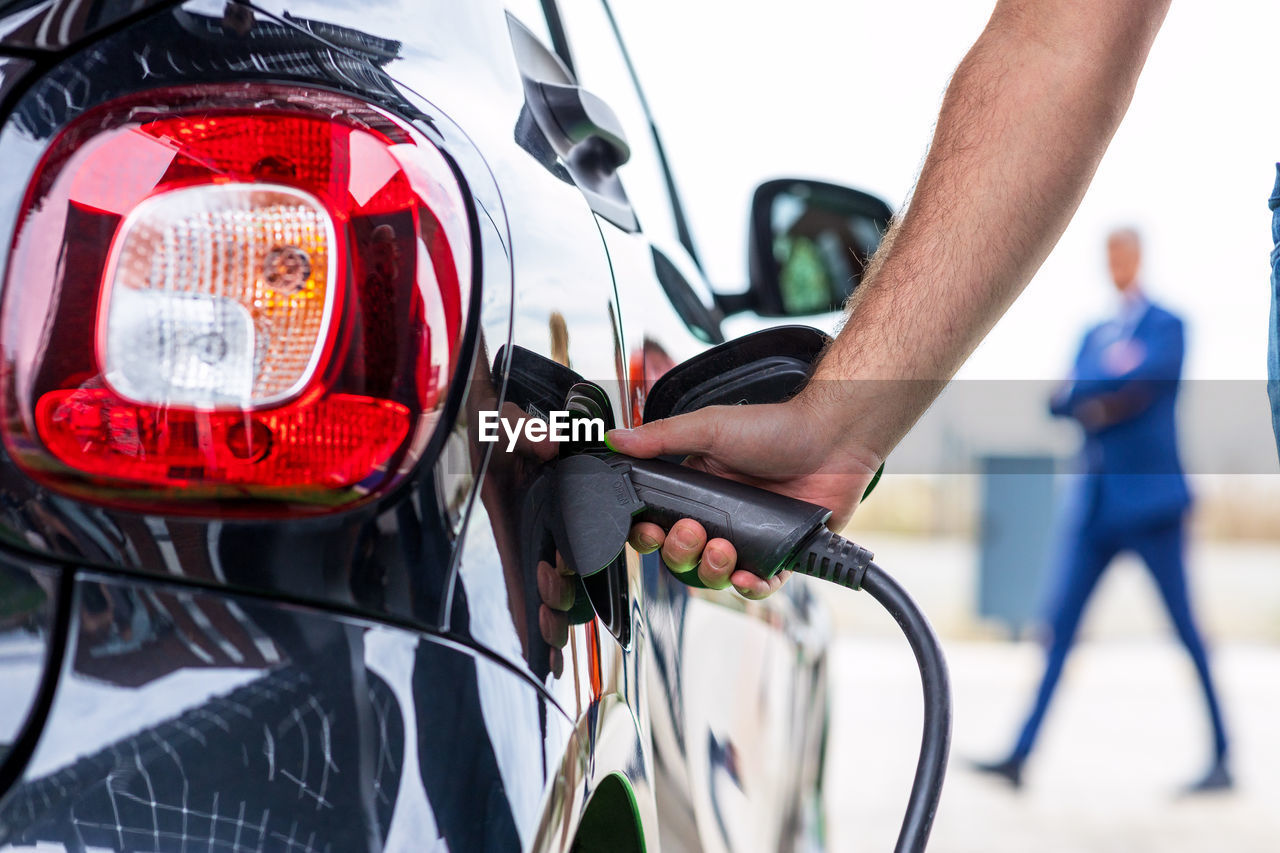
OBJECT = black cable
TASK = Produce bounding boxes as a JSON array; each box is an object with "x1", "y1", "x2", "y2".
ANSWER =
[
  {"x1": 556, "y1": 451, "x2": 952, "y2": 848},
  {"x1": 791, "y1": 531, "x2": 952, "y2": 853},
  {"x1": 859, "y1": 562, "x2": 952, "y2": 853}
]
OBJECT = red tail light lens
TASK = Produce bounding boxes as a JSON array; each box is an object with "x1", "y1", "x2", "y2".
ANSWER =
[{"x1": 0, "y1": 86, "x2": 472, "y2": 511}]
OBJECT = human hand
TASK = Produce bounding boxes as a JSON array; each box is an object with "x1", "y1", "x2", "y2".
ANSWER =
[
  {"x1": 536, "y1": 552, "x2": 577, "y2": 678},
  {"x1": 605, "y1": 396, "x2": 880, "y2": 599},
  {"x1": 473, "y1": 399, "x2": 576, "y2": 676}
]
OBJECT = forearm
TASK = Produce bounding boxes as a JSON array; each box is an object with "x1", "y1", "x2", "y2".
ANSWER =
[
  {"x1": 1073, "y1": 388, "x2": 1153, "y2": 430},
  {"x1": 804, "y1": 0, "x2": 1170, "y2": 464}
]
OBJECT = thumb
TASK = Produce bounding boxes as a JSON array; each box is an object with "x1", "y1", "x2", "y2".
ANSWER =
[{"x1": 606, "y1": 407, "x2": 724, "y2": 459}]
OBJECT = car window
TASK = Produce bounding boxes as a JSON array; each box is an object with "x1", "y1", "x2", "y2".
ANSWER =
[{"x1": 554, "y1": 0, "x2": 682, "y2": 248}]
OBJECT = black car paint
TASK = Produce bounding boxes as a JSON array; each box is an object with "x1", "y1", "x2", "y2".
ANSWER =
[
  {"x1": 0, "y1": 0, "x2": 179, "y2": 53},
  {"x1": 1, "y1": 567, "x2": 575, "y2": 851},
  {"x1": 0, "y1": 1, "x2": 831, "y2": 850}
]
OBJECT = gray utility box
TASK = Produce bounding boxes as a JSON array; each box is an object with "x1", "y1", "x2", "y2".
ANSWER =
[{"x1": 977, "y1": 454, "x2": 1060, "y2": 635}]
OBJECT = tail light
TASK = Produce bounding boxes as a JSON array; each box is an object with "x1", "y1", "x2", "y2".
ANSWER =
[{"x1": 0, "y1": 85, "x2": 472, "y2": 512}]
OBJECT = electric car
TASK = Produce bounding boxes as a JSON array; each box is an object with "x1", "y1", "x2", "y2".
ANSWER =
[{"x1": 0, "y1": 1, "x2": 890, "y2": 850}]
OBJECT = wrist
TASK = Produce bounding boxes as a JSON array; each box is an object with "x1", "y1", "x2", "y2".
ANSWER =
[{"x1": 790, "y1": 384, "x2": 886, "y2": 478}]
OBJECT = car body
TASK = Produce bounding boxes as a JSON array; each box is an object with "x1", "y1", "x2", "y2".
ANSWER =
[{"x1": 0, "y1": 1, "x2": 834, "y2": 850}]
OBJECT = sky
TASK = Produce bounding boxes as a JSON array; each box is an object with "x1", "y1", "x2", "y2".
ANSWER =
[{"x1": 609, "y1": 1, "x2": 1279, "y2": 381}]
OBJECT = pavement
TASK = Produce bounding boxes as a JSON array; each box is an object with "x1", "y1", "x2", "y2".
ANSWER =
[
  {"x1": 817, "y1": 533, "x2": 1280, "y2": 852},
  {"x1": 824, "y1": 639, "x2": 1280, "y2": 853},
  {"x1": 815, "y1": 532, "x2": 1280, "y2": 644}
]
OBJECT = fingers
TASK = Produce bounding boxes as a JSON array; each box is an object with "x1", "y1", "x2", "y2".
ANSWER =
[
  {"x1": 537, "y1": 555, "x2": 575, "y2": 652},
  {"x1": 628, "y1": 521, "x2": 742, "y2": 592},
  {"x1": 540, "y1": 555, "x2": 576, "y2": 660},
  {"x1": 627, "y1": 516, "x2": 779, "y2": 600},
  {"x1": 538, "y1": 557, "x2": 573, "y2": 675},
  {"x1": 730, "y1": 568, "x2": 792, "y2": 600},
  {"x1": 697, "y1": 538, "x2": 737, "y2": 589},
  {"x1": 658, "y1": 522, "x2": 738, "y2": 591},
  {"x1": 606, "y1": 407, "x2": 722, "y2": 459},
  {"x1": 628, "y1": 522, "x2": 665, "y2": 554},
  {"x1": 539, "y1": 603, "x2": 568, "y2": 649},
  {"x1": 537, "y1": 558, "x2": 575, "y2": 612},
  {"x1": 659, "y1": 518, "x2": 707, "y2": 576}
]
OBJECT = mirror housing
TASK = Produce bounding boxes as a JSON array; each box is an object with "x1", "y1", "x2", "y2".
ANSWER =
[{"x1": 721, "y1": 178, "x2": 893, "y2": 318}]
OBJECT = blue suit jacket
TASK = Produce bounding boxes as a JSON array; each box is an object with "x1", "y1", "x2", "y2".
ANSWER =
[{"x1": 1051, "y1": 301, "x2": 1191, "y2": 530}]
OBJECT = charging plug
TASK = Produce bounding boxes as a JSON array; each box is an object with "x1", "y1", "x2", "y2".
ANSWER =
[{"x1": 549, "y1": 447, "x2": 950, "y2": 853}]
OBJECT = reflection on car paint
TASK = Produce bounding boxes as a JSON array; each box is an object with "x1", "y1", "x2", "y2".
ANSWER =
[
  {"x1": 0, "y1": 561, "x2": 56, "y2": 770},
  {"x1": 0, "y1": 0, "x2": 174, "y2": 52},
  {"x1": 0, "y1": 572, "x2": 572, "y2": 851}
]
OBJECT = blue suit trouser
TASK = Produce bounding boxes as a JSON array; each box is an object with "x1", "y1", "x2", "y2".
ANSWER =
[
  {"x1": 1269, "y1": 165, "x2": 1280, "y2": 461},
  {"x1": 1011, "y1": 516, "x2": 1229, "y2": 762}
]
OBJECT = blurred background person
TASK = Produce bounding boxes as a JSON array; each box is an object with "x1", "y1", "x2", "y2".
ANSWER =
[{"x1": 973, "y1": 228, "x2": 1231, "y2": 793}]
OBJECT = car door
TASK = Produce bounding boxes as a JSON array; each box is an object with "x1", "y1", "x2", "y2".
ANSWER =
[
  {"x1": 442, "y1": 4, "x2": 666, "y2": 847},
  {"x1": 549, "y1": 3, "x2": 829, "y2": 851}
]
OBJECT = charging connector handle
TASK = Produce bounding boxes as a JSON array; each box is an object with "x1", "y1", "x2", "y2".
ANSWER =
[
  {"x1": 615, "y1": 455, "x2": 831, "y2": 580},
  {"x1": 553, "y1": 452, "x2": 951, "y2": 851}
]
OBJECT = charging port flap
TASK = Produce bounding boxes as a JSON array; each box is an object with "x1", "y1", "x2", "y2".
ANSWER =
[{"x1": 495, "y1": 347, "x2": 632, "y2": 646}]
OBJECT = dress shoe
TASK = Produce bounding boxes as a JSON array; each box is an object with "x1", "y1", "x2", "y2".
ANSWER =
[
  {"x1": 1182, "y1": 760, "x2": 1233, "y2": 795},
  {"x1": 969, "y1": 756, "x2": 1024, "y2": 789}
]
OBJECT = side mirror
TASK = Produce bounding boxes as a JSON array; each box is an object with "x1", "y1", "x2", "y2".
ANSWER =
[{"x1": 720, "y1": 178, "x2": 893, "y2": 317}]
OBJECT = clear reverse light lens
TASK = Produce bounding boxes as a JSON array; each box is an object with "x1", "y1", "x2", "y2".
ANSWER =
[
  {"x1": 101, "y1": 183, "x2": 336, "y2": 408},
  {"x1": 107, "y1": 288, "x2": 255, "y2": 404}
]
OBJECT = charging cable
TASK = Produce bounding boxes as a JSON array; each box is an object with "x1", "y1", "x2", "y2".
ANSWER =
[
  {"x1": 553, "y1": 449, "x2": 952, "y2": 853},
  {"x1": 791, "y1": 528, "x2": 951, "y2": 853}
]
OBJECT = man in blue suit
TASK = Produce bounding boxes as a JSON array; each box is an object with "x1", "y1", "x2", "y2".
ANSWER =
[{"x1": 975, "y1": 228, "x2": 1231, "y2": 792}]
